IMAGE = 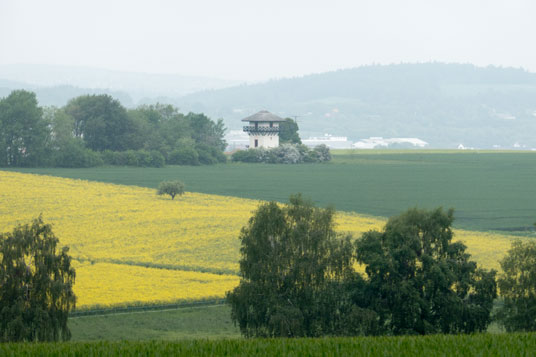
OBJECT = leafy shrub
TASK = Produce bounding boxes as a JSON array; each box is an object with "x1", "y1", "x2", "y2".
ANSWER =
[
  {"x1": 232, "y1": 144, "x2": 331, "y2": 164},
  {"x1": 168, "y1": 147, "x2": 200, "y2": 165},
  {"x1": 314, "y1": 144, "x2": 331, "y2": 162},
  {"x1": 102, "y1": 149, "x2": 165, "y2": 167},
  {"x1": 149, "y1": 150, "x2": 165, "y2": 167},
  {"x1": 196, "y1": 145, "x2": 219, "y2": 165},
  {"x1": 53, "y1": 139, "x2": 103, "y2": 168},
  {"x1": 267, "y1": 144, "x2": 301, "y2": 164},
  {"x1": 101, "y1": 150, "x2": 116, "y2": 165},
  {"x1": 124, "y1": 150, "x2": 139, "y2": 166},
  {"x1": 134, "y1": 150, "x2": 152, "y2": 166},
  {"x1": 231, "y1": 149, "x2": 262, "y2": 163}
]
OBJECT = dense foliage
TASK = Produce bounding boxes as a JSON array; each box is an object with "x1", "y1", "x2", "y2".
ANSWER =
[
  {"x1": 157, "y1": 180, "x2": 185, "y2": 200},
  {"x1": 227, "y1": 194, "x2": 355, "y2": 337},
  {"x1": 355, "y1": 208, "x2": 497, "y2": 335},
  {"x1": 229, "y1": 200, "x2": 497, "y2": 338},
  {"x1": 0, "y1": 218, "x2": 76, "y2": 342},
  {"x1": 279, "y1": 118, "x2": 301, "y2": 144},
  {"x1": 231, "y1": 144, "x2": 331, "y2": 164},
  {"x1": 0, "y1": 91, "x2": 48, "y2": 167},
  {"x1": 0, "y1": 91, "x2": 227, "y2": 167},
  {"x1": 496, "y1": 240, "x2": 536, "y2": 332}
]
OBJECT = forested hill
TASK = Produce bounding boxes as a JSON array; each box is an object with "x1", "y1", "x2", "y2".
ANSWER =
[{"x1": 172, "y1": 63, "x2": 536, "y2": 148}]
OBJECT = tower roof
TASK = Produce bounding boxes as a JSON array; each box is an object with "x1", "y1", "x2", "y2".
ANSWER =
[{"x1": 241, "y1": 110, "x2": 286, "y2": 122}]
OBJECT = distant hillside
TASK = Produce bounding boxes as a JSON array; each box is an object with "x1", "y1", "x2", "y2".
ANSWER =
[
  {"x1": 171, "y1": 63, "x2": 536, "y2": 148},
  {"x1": 2, "y1": 63, "x2": 535, "y2": 148},
  {"x1": 0, "y1": 64, "x2": 240, "y2": 103},
  {"x1": 0, "y1": 79, "x2": 134, "y2": 107}
]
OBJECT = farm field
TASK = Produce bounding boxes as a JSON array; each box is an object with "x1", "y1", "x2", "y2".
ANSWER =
[
  {"x1": 0, "y1": 171, "x2": 524, "y2": 310},
  {"x1": 69, "y1": 305, "x2": 240, "y2": 341},
  {"x1": 9, "y1": 150, "x2": 536, "y2": 233},
  {"x1": 3, "y1": 333, "x2": 536, "y2": 356}
]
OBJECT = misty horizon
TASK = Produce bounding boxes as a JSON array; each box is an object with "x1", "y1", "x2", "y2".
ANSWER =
[{"x1": 1, "y1": 0, "x2": 535, "y2": 81}]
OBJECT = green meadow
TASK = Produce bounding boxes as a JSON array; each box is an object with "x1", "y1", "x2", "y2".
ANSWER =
[{"x1": 69, "y1": 305, "x2": 239, "y2": 341}]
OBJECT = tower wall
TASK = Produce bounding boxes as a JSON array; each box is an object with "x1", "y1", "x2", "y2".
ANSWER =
[
  {"x1": 249, "y1": 134, "x2": 279, "y2": 148},
  {"x1": 246, "y1": 121, "x2": 280, "y2": 148}
]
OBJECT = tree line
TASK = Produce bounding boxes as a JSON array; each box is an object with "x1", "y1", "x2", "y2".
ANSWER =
[
  {"x1": 2, "y1": 197, "x2": 536, "y2": 341},
  {"x1": 227, "y1": 195, "x2": 536, "y2": 337},
  {"x1": 0, "y1": 90, "x2": 227, "y2": 168}
]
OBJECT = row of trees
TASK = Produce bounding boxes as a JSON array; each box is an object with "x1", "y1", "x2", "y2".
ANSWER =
[
  {"x1": 0, "y1": 90, "x2": 227, "y2": 167},
  {"x1": 2, "y1": 199, "x2": 535, "y2": 342},
  {"x1": 227, "y1": 195, "x2": 535, "y2": 337}
]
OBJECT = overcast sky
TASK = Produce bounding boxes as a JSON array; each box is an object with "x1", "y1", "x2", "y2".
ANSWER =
[{"x1": 1, "y1": 0, "x2": 535, "y2": 81}]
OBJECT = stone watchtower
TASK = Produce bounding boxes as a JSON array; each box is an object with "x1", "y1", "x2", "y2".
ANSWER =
[{"x1": 242, "y1": 110, "x2": 285, "y2": 148}]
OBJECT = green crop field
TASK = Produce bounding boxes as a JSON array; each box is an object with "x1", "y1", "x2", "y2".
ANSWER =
[
  {"x1": 9, "y1": 150, "x2": 536, "y2": 233},
  {"x1": 2, "y1": 332, "x2": 536, "y2": 356},
  {"x1": 69, "y1": 305, "x2": 239, "y2": 341}
]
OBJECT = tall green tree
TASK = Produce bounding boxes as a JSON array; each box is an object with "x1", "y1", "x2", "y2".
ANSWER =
[
  {"x1": 226, "y1": 194, "x2": 355, "y2": 337},
  {"x1": 44, "y1": 106, "x2": 75, "y2": 148},
  {"x1": 355, "y1": 207, "x2": 497, "y2": 335},
  {"x1": 64, "y1": 94, "x2": 133, "y2": 151},
  {"x1": 0, "y1": 90, "x2": 49, "y2": 166},
  {"x1": 0, "y1": 217, "x2": 76, "y2": 342},
  {"x1": 186, "y1": 112, "x2": 227, "y2": 151},
  {"x1": 496, "y1": 240, "x2": 536, "y2": 331},
  {"x1": 279, "y1": 118, "x2": 301, "y2": 144}
]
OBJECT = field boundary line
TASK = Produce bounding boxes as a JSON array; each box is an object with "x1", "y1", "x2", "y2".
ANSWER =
[
  {"x1": 74, "y1": 257, "x2": 238, "y2": 276},
  {"x1": 70, "y1": 298, "x2": 226, "y2": 317}
]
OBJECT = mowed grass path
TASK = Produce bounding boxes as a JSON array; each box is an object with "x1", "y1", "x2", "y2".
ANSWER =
[{"x1": 10, "y1": 150, "x2": 536, "y2": 232}]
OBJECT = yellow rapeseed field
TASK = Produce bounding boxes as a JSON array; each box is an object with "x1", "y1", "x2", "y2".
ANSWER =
[
  {"x1": 72, "y1": 261, "x2": 238, "y2": 309},
  {"x1": 0, "y1": 171, "x2": 522, "y2": 308}
]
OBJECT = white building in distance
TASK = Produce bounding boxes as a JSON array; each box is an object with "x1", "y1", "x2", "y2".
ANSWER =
[
  {"x1": 302, "y1": 134, "x2": 354, "y2": 149},
  {"x1": 353, "y1": 137, "x2": 428, "y2": 149},
  {"x1": 225, "y1": 130, "x2": 250, "y2": 151},
  {"x1": 242, "y1": 110, "x2": 285, "y2": 148}
]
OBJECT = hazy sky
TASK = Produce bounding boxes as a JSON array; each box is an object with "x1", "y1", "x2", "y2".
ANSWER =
[{"x1": 1, "y1": 0, "x2": 535, "y2": 81}]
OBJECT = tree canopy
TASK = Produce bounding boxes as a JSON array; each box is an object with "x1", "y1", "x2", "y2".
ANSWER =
[
  {"x1": 0, "y1": 90, "x2": 49, "y2": 167},
  {"x1": 228, "y1": 203, "x2": 498, "y2": 338},
  {"x1": 157, "y1": 180, "x2": 185, "y2": 200},
  {"x1": 0, "y1": 91, "x2": 227, "y2": 168},
  {"x1": 279, "y1": 118, "x2": 301, "y2": 144},
  {"x1": 226, "y1": 194, "x2": 355, "y2": 337},
  {"x1": 355, "y1": 207, "x2": 497, "y2": 335},
  {"x1": 0, "y1": 217, "x2": 76, "y2": 342},
  {"x1": 64, "y1": 95, "x2": 137, "y2": 152},
  {"x1": 496, "y1": 240, "x2": 536, "y2": 332}
]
